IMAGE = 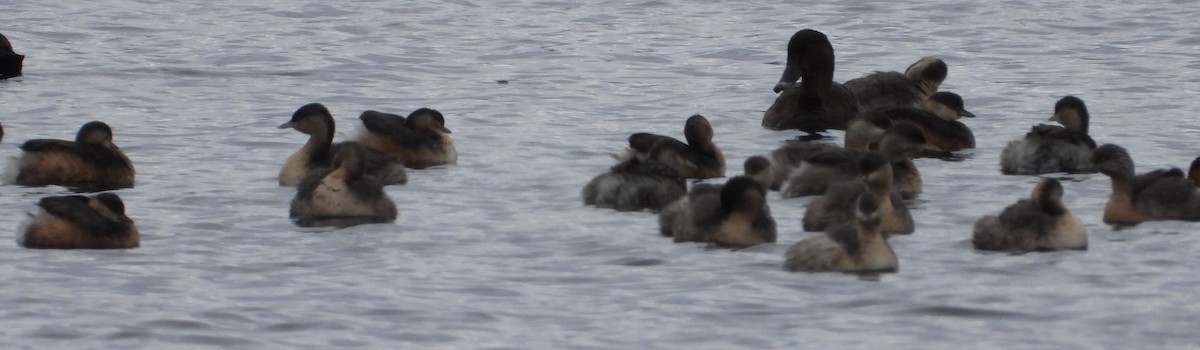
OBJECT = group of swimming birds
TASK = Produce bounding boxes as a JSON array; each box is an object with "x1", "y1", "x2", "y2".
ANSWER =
[
  {"x1": 0, "y1": 33, "x2": 457, "y2": 249},
  {"x1": 3, "y1": 29, "x2": 1198, "y2": 272},
  {"x1": 583, "y1": 29, "x2": 1200, "y2": 273}
]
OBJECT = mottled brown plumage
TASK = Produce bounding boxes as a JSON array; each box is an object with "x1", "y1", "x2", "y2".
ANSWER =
[
  {"x1": 877, "y1": 91, "x2": 976, "y2": 153},
  {"x1": 659, "y1": 176, "x2": 776, "y2": 248},
  {"x1": 843, "y1": 56, "x2": 948, "y2": 111},
  {"x1": 358, "y1": 107, "x2": 457, "y2": 169},
  {"x1": 16, "y1": 121, "x2": 135, "y2": 191},
  {"x1": 802, "y1": 152, "x2": 914, "y2": 234},
  {"x1": 623, "y1": 114, "x2": 725, "y2": 179},
  {"x1": 782, "y1": 122, "x2": 925, "y2": 199},
  {"x1": 21, "y1": 193, "x2": 138, "y2": 249},
  {"x1": 785, "y1": 192, "x2": 897, "y2": 272},
  {"x1": 290, "y1": 143, "x2": 397, "y2": 228},
  {"x1": 279, "y1": 103, "x2": 407, "y2": 186},
  {"x1": 582, "y1": 157, "x2": 686, "y2": 212}
]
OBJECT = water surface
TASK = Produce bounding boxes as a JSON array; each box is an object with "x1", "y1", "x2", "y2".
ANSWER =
[{"x1": 2, "y1": 1, "x2": 1200, "y2": 348}]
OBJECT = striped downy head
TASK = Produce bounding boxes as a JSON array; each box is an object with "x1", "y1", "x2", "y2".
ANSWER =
[
  {"x1": 1091, "y1": 144, "x2": 1134, "y2": 179},
  {"x1": 1050, "y1": 96, "x2": 1090, "y2": 134}
]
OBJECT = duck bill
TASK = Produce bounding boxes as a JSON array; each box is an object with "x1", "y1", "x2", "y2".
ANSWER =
[
  {"x1": 440, "y1": 126, "x2": 453, "y2": 134},
  {"x1": 773, "y1": 68, "x2": 800, "y2": 93},
  {"x1": 960, "y1": 110, "x2": 976, "y2": 118},
  {"x1": 278, "y1": 121, "x2": 294, "y2": 129}
]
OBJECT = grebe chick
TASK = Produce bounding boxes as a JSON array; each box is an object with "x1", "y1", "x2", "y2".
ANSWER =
[
  {"x1": 763, "y1": 113, "x2": 892, "y2": 191},
  {"x1": 881, "y1": 122, "x2": 928, "y2": 199},
  {"x1": 972, "y1": 178, "x2": 1087, "y2": 251},
  {"x1": 780, "y1": 148, "x2": 859, "y2": 198},
  {"x1": 20, "y1": 193, "x2": 138, "y2": 249},
  {"x1": 762, "y1": 29, "x2": 859, "y2": 136},
  {"x1": 1092, "y1": 144, "x2": 1200, "y2": 226},
  {"x1": 278, "y1": 103, "x2": 407, "y2": 187},
  {"x1": 742, "y1": 156, "x2": 775, "y2": 191},
  {"x1": 781, "y1": 121, "x2": 926, "y2": 199},
  {"x1": 15, "y1": 121, "x2": 135, "y2": 191},
  {"x1": 844, "y1": 56, "x2": 948, "y2": 111},
  {"x1": 784, "y1": 192, "x2": 897, "y2": 273},
  {"x1": 357, "y1": 107, "x2": 457, "y2": 169},
  {"x1": 879, "y1": 91, "x2": 976, "y2": 153},
  {"x1": 658, "y1": 176, "x2": 777, "y2": 248},
  {"x1": 802, "y1": 152, "x2": 913, "y2": 234},
  {"x1": 1000, "y1": 96, "x2": 1096, "y2": 175},
  {"x1": 0, "y1": 32, "x2": 22, "y2": 79},
  {"x1": 624, "y1": 114, "x2": 725, "y2": 179},
  {"x1": 582, "y1": 157, "x2": 686, "y2": 212},
  {"x1": 290, "y1": 143, "x2": 397, "y2": 227}
]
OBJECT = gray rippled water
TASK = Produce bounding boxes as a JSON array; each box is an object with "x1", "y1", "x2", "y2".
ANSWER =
[{"x1": 2, "y1": 0, "x2": 1200, "y2": 348}]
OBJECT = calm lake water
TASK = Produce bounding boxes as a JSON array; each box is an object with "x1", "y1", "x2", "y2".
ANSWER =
[{"x1": 2, "y1": 0, "x2": 1200, "y2": 348}]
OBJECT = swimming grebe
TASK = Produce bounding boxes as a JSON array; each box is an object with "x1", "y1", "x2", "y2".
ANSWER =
[
  {"x1": 782, "y1": 122, "x2": 926, "y2": 199},
  {"x1": 761, "y1": 113, "x2": 892, "y2": 191},
  {"x1": 290, "y1": 143, "x2": 398, "y2": 227},
  {"x1": 844, "y1": 56, "x2": 948, "y2": 111},
  {"x1": 742, "y1": 155, "x2": 775, "y2": 191},
  {"x1": 876, "y1": 91, "x2": 976, "y2": 153},
  {"x1": 658, "y1": 176, "x2": 776, "y2": 248},
  {"x1": 1000, "y1": 96, "x2": 1096, "y2": 175},
  {"x1": 784, "y1": 192, "x2": 897, "y2": 273},
  {"x1": 1092, "y1": 144, "x2": 1200, "y2": 226},
  {"x1": 582, "y1": 157, "x2": 686, "y2": 212},
  {"x1": 357, "y1": 108, "x2": 457, "y2": 169},
  {"x1": 972, "y1": 178, "x2": 1087, "y2": 251},
  {"x1": 279, "y1": 103, "x2": 407, "y2": 186},
  {"x1": 624, "y1": 114, "x2": 725, "y2": 179},
  {"x1": 20, "y1": 193, "x2": 138, "y2": 249},
  {"x1": 15, "y1": 121, "x2": 135, "y2": 191},
  {"x1": 802, "y1": 152, "x2": 914, "y2": 234}
]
